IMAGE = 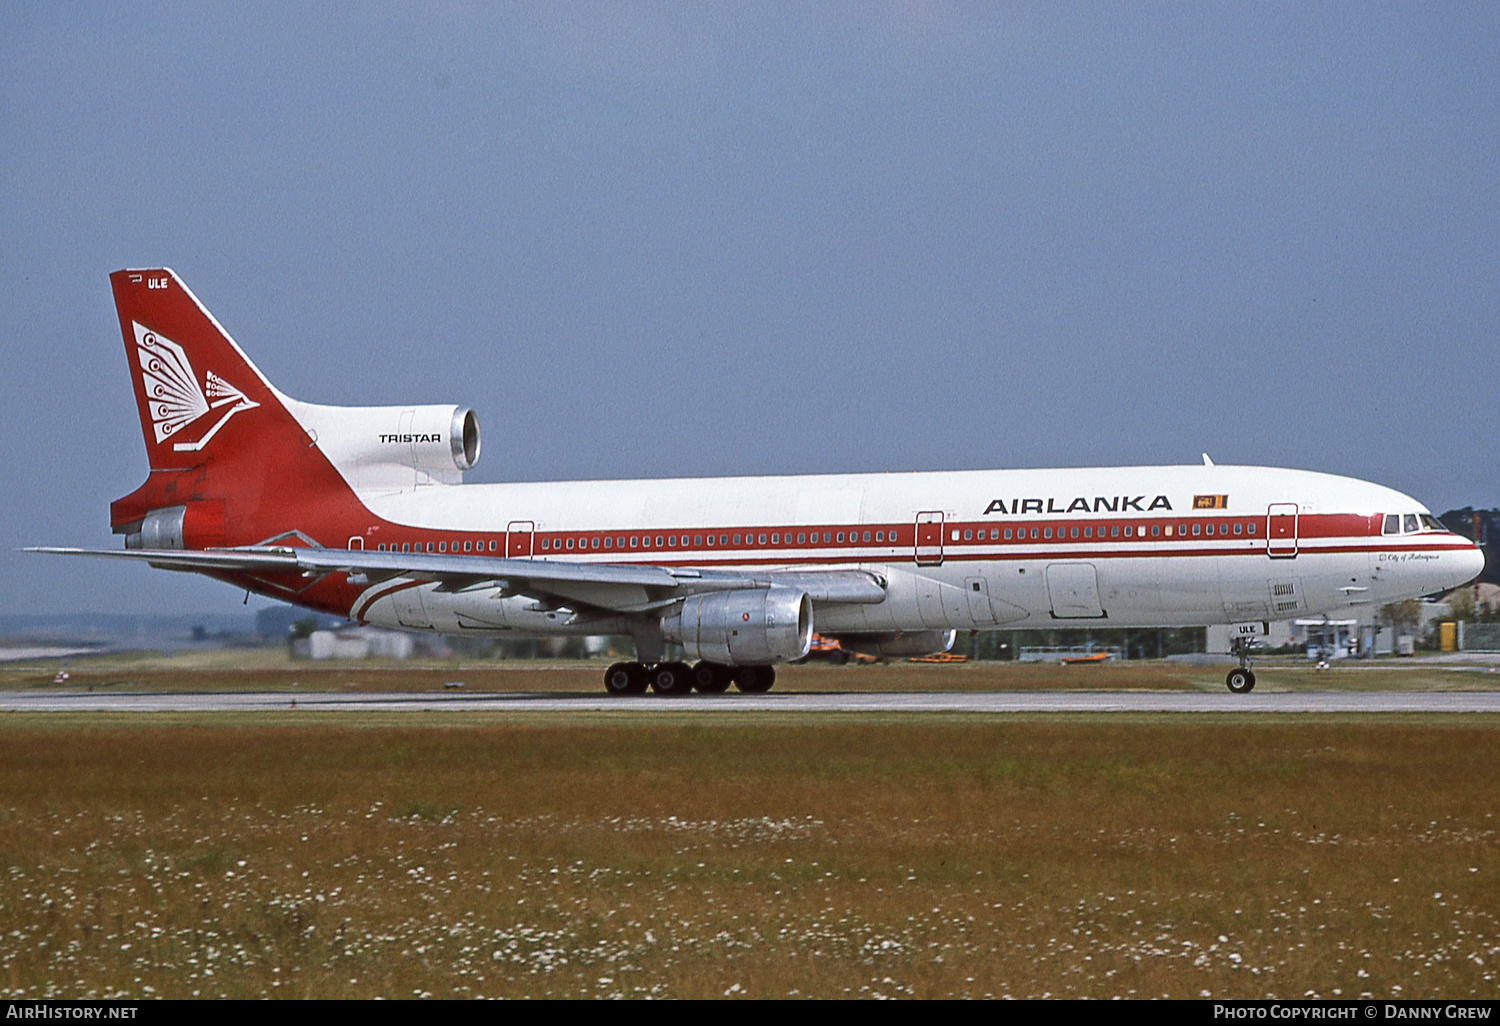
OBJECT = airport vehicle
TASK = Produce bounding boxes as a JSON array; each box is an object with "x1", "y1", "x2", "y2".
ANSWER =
[{"x1": 32, "y1": 270, "x2": 1485, "y2": 695}]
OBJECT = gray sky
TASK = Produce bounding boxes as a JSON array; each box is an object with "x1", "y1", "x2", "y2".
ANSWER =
[{"x1": 2, "y1": 3, "x2": 1496, "y2": 616}]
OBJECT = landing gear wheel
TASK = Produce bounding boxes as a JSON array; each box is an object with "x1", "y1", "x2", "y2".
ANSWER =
[
  {"x1": 734, "y1": 665, "x2": 776, "y2": 694},
  {"x1": 604, "y1": 662, "x2": 648, "y2": 696},
  {"x1": 650, "y1": 661, "x2": 695, "y2": 697},
  {"x1": 1226, "y1": 668, "x2": 1256, "y2": 694},
  {"x1": 690, "y1": 661, "x2": 732, "y2": 694}
]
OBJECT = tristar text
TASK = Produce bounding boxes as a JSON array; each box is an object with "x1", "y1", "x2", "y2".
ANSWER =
[
  {"x1": 983, "y1": 496, "x2": 1174, "y2": 516},
  {"x1": 379, "y1": 434, "x2": 444, "y2": 444}
]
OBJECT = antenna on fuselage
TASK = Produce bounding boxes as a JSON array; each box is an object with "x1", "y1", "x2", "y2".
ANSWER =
[{"x1": 1202, "y1": 453, "x2": 1215, "y2": 467}]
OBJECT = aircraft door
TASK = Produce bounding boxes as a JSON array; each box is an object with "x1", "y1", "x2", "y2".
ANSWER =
[
  {"x1": 506, "y1": 521, "x2": 534, "y2": 558},
  {"x1": 1267, "y1": 504, "x2": 1298, "y2": 559},
  {"x1": 1046, "y1": 563, "x2": 1107, "y2": 619},
  {"x1": 915, "y1": 512, "x2": 944, "y2": 566},
  {"x1": 391, "y1": 585, "x2": 433, "y2": 629},
  {"x1": 964, "y1": 577, "x2": 996, "y2": 624}
]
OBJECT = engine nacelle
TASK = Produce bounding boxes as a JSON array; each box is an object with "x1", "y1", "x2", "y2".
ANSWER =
[
  {"x1": 279, "y1": 398, "x2": 480, "y2": 492},
  {"x1": 663, "y1": 587, "x2": 813, "y2": 665},
  {"x1": 830, "y1": 630, "x2": 955, "y2": 658}
]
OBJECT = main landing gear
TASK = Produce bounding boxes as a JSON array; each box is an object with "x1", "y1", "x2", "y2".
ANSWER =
[
  {"x1": 1225, "y1": 637, "x2": 1257, "y2": 694},
  {"x1": 602, "y1": 661, "x2": 775, "y2": 696}
]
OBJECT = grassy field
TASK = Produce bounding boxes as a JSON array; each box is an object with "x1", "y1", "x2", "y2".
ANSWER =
[
  {"x1": 1, "y1": 715, "x2": 1497, "y2": 999},
  {"x1": 3, "y1": 649, "x2": 1500, "y2": 694}
]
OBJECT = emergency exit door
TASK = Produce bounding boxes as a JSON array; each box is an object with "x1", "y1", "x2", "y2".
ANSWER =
[
  {"x1": 1267, "y1": 504, "x2": 1298, "y2": 559},
  {"x1": 506, "y1": 521, "x2": 534, "y2": 558},
  {"x1": 915, "y1": 512, "x2": 944, "y2": 566}
]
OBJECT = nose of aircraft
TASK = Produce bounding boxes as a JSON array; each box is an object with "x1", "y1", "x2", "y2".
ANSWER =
[{"x1": 1454, "y1": 541, "x2": 1487, "y2": 588}]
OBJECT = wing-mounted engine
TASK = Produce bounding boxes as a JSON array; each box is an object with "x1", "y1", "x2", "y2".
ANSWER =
[
  {"x1": 662, "y1": 586, "x2": 813, "y2": 665},
  {"x1": 279, "y1": 397, "x2": 479, "y2": 493}
]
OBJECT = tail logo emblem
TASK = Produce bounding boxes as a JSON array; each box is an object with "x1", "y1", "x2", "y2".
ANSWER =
[{"x1": 133, "y1": 322, "x2": 260, "y2": 451}]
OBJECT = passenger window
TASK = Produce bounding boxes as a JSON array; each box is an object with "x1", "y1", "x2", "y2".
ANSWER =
[
  {"x1": 695, "y1": 535, "x2": 703, "y2": 546},
  {"x1": 588, "y1": 538, "x2": 596, "y2": 549},
  {"x1": 1043, "y1": 528, "x2": 1052, "y2": 539},
  {"x1": 1111, "y1": 526, "x2": 1119, "y2": 538},
  {"x1": 1124, "y1": 526, "x2": 1132, "y2": 537},
  {"x1": 837, "y1": 532, "x2": 845, "y2": 543},
  {"x1": 1165, "y1": 525, "x2": 1174, "y2": 537},
  {"x1": 1151, "y1": 525, "x2": 1160, "y2": 537},
  {"x1": 603, "y1": 537, "x2": 612, "y2": 549},
  {"x1": 1247, "y1": 523, "x2": 1256, "y2": 535},
  {"x1": 630, "y1": 537, "x2": 638, "y2": 548},
  {"x1": 823, "y1": 533, "x2": 831, "y2": 543},
  {"x1": 707, "y1": 535, "x2": 715, "y2": 547},
  {"x1": 377, "y1": 544, "x2": 385, "y2": 552},
  {"x1": 566, "y1": 539, "x2": 574, "y2": 550},
  {"x1": 489, "y1": 540, "x2": 496, "y2": 551},
  {"x1": 719, "y1": 535, "x2": 727, "y2": 545},
  {"x1": 667, "y1": 536, "x2": 676, "y2": 547},
  {"x1": 1404, "y1": 514, "x2": 1420, "y2": 534},
  {"x1": 770, "y1": 534, "x2": 778, "y2": 545},
  {"x1": 963, "y1": 529, "x2": 972, "y2": 540},
  {"x1": 1234, "y1": 523, "x2": 1242, "y2": 535},
  {"x1": 1030, "y1": 528, "x2": 1039, "y2": 539},
  {"x1": 1070, "y1": 527, "x2": 1079, "y2": 539},
  {"x1": 401, "y1": 543, "x2": 410, "y2": 552},
  {"x1": 1001, "y1": 529, "x2": 1010, "y2": 540},
  {"x1": 733, "y1": 534, "x2": 741, "y2": 546},
  {"x1": 757, "y1": 534, "x2": 766, "y2": 545},
  {"x1": 656, "y1": 536, "x2": 664, "y2": 547},
  {"x1": 1191, "y1": 524, "x2": 1200, "y2": 536}
]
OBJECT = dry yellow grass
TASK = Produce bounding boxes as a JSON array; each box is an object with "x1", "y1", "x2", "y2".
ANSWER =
[
  {"x1": 5, "y1": 652, "x2": 1499, "y2": 694},
  {"x1": 1, "y1": 716, "x2": 1497, "y2": 999}
]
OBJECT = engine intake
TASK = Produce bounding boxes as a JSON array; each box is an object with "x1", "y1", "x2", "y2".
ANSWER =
[{"x1": 664, "y1": 587, "x2": 813, "y2": 666}]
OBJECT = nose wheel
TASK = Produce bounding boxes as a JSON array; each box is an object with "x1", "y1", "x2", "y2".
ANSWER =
[{"x1": 1225, "y1": 636, "x2": 1257, "y2": 694}]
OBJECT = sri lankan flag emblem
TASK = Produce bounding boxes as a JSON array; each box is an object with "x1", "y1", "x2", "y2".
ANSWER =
[{"x1": 1193, "y1": 494, "x2": 1229, "y2": 509}]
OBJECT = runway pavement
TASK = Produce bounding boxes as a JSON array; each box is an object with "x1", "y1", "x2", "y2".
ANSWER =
[{"x1": 5, "y1": 690, "x2": 1500, "y2": 714}]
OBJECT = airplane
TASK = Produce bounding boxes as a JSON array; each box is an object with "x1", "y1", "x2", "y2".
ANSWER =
[{"x1": 31, "y1": 269, "x2": 1485, "y2": 695}]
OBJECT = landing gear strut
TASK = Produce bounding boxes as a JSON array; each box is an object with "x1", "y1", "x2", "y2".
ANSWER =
[{"x1": 1225, "y1": 637, "x2": 1257, "y2": 694}]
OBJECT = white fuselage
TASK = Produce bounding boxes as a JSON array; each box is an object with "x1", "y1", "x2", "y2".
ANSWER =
[{"x1": 348, "y1": 463, "x2": 1481, "y2": 638}]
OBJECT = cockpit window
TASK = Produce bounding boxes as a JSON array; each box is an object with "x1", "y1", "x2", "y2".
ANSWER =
[
  {"x1": 1383, "y1": 514, "x2": 1401, "y2": 535},
  {"x1": 1404, "y1": 514, "x2": 1420, "y2": 533},
  {"x1": 1420, "y1": 514, "x2": 1445, "y2": 533}
]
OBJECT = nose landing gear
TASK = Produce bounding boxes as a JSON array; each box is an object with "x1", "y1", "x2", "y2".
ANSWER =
[{"x1": 1225, "y1": 637, "x2": 1257, "y2": 694}]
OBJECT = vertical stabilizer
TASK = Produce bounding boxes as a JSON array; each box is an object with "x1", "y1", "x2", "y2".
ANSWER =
[{"x1": 108, "y1": 269, "x2": 360, "y2": 545}]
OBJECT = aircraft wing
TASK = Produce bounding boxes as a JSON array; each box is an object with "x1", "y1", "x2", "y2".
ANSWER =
[{"x1": 26, "y1": 547, "x2": 887, "y2": 614}]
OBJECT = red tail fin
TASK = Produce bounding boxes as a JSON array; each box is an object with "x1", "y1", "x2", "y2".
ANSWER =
[{"x1": 109, "y1": 269, "x2": 358, "y2": 545}]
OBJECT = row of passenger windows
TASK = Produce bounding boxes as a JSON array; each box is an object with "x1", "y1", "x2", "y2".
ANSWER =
[
  {"x1": 377, "y1": 540, "x2": 497, "y2": 553},
  {"x1": 372, "y1": 530, "x2": 905, "y2": 554},
  {"x1": 539, "y1": 529, "x2": 900, "y2": 551},
  {"x1": 953, "y1": 521, "x2": 1258, "y2": 541},
  {"x1": 370, "y1": 521, "x2": 1265, "y2": 554}
]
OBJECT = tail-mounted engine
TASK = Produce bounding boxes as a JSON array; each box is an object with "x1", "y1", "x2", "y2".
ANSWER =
[
  {"x1": 663, "y1": 587, "x2": 813, "y2": 665},
  {"x1": 280, "y1": 400, "x2": 480, "y2": 492}
]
